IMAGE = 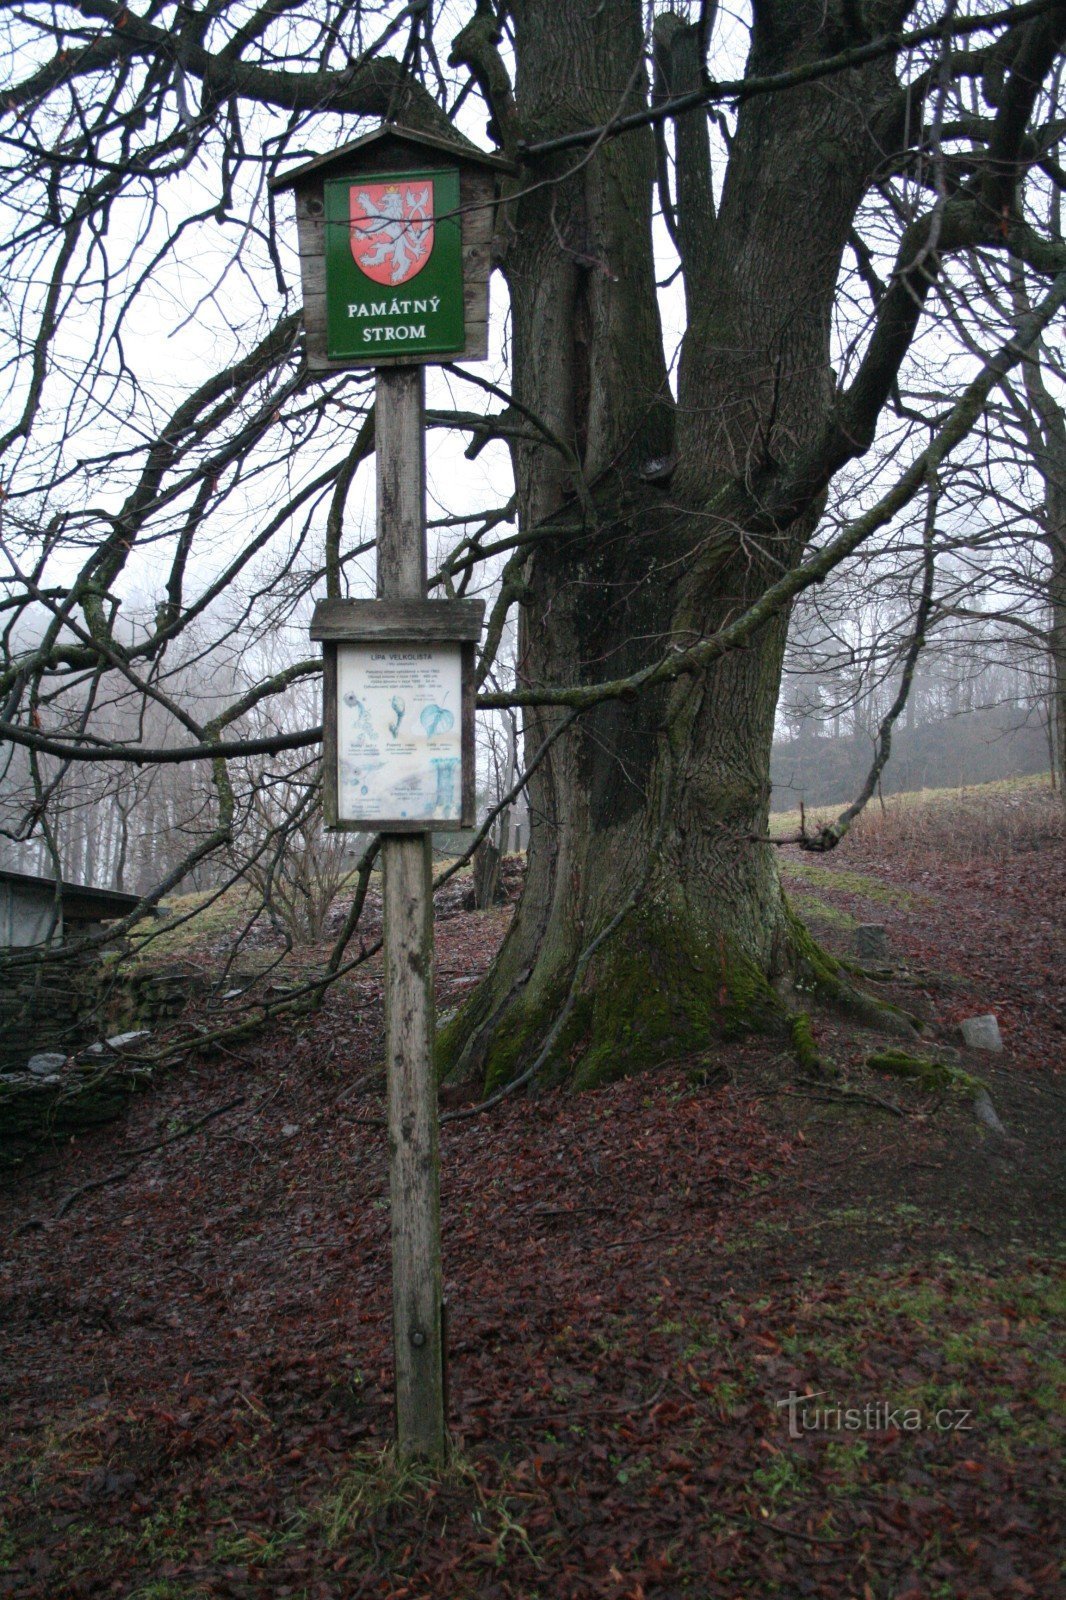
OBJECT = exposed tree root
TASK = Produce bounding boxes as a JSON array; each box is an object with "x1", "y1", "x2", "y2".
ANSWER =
[
  {"x1": 866, "y1": 1049, "x2": 1009, "y2": 1137},
  {"x1": 789, "y1": 1012, "x2": 831, "y2": 1077},
  {"x1": 786, "y1": 901, "x2": 920, "y2": 1039},
  {"x1": 866, "y1": 1049, "x2": 986, "y2": 1095},
  {"x1": 440, "y1": 881, "x2": 926, "y2": 1102}
]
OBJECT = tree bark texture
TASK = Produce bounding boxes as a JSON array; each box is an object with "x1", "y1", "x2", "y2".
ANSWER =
[
  {"x1": 1042, "y1": 446, "x2": 1066, "y2": 803},
  {"x1": 1017, "y1": 333, "x2": 1066, "y2": 805}
]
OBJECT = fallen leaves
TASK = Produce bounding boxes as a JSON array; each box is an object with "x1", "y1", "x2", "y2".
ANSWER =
[{"x1": 0, "y1": 836, "x2": 1063, "y2": 1596}]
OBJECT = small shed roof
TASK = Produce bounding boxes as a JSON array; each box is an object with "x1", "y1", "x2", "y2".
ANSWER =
[
  {"x1": 0, "y1": 868, "x2": 142, "y2": 925},
  {"x1": 310, "y1": 598, "x2": 485, "y2": 643},
  {"x1": 269, "y1": 121, "x2": 516, "y2": 193}
]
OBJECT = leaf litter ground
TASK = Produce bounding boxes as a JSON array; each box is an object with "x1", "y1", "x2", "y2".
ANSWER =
[{"x1": 0, "y1": 825, "x2": 1063, "y2": 1599}]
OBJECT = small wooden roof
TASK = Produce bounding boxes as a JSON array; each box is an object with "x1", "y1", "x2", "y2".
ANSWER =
[
  {"x1": 270, "y1": 122, "x2": 516, "y2": 193},
  {"x1": 311, "y1": 598, "x2": 485, "y2": 643},
  {"x1": 0, "y1": 867, "x2": 142, "y2": 924}
]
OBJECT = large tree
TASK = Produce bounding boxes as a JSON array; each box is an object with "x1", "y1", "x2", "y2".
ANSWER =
[{"x1": 1, "y1": 0, "x2": 1064, "y2": 1087}]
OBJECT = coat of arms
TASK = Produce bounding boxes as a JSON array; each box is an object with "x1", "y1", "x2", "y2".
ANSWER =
[{"x1": 350, "y1": 180, "x2": 435, "y2": 286}]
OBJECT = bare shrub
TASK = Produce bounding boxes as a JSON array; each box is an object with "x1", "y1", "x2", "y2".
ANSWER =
[
  {"x1": 238, "y1": 774, "x2": 349, "y2": 947},
  {"x1": 841, "y1": 781, "x2": 1063, "y2": 865}
]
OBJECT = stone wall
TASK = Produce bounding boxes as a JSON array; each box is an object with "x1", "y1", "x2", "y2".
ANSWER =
[
  {"x1": 0, "y1": 957, "x2": 206, "y2": 1155},
  {"x1": 0, "y1": 957, "x2": 204, "y2": 1071},
  {"x1": 0, "y1": 959, "x2": 91, "y2": 1073}
]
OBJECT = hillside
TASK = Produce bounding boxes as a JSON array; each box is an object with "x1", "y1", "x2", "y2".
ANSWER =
[{"x1": 1, "y1": 782, "x2": 1063, "y2": 1599}]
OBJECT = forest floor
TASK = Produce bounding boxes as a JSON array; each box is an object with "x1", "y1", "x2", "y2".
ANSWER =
[{"x1": 1, "y1": 785, "x2": 1063, "y2": 1600}]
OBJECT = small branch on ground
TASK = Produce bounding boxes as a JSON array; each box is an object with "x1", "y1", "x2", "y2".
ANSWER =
[{"x1": 53, "y1": 1095, "x2": 246, "y2": 1219}]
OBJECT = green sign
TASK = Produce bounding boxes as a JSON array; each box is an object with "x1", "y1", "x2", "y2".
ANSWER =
[{"x1": 324, "y1": 168, "x2": 465, "y2": 360}]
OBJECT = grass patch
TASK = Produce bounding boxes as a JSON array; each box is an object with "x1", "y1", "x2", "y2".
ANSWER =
[
  {"x1": 789, "y1": 893, "x2": 858, "y2": 930},
  {"x1": 128, "y1": 1584, "x2": 213, "y2": 1600},
  {"x1": 322, "y1": 1446, "x2": 459, "y2": 1542},
  {"x1": 783, "y1": 1261, "x2": 1064, "y2": 1445},
  {"x1": 771, "y1": 774, "x2": 1061, "y2": 862},
  {"x1": 120, "y1": 883, "x2": 259, "y2": 967},
  {"x1": 779, "y1": 859, "x2": 915, "y2": 907},
  {"x1": 211, "y1": 1512, "x2": 308, "y2": 1565},
  {"x1": 721, "y1": 1216, "x2": 793, "y2": 1255},
  {"x1": 323, "y1": 1445, "x2": 542, "y2": 1576}
]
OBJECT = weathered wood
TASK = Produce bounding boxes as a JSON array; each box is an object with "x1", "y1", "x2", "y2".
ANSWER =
[
  {"x1": 321, "y1": 646, "x2": 339, "y2": 827},
  {"x1": 274, "y1": 124, "x2": 516, "y2": 189},
  {"x1": 383, "y1": 829, "x2": 444, "y2": 1458},
  {"x1": 461, "y1": 641, "x2": 477, "y2": 828},
  {"x1": 377, "y1": 368, "x2": 426, "y2": 599},
  {"x1": 314, "y1": 595, "x2": 484, "y2": 830},
  {"x1": 472, "y1": 839, "x2": 502, "y2": 908},
  {"x1": 310, "y1": 598, "x2": 484, "y2": 642},
  {"x1": 315, "y1": 615, "x2": 484, "y2": 830},
  {"x1": 376, "y1": 364, "x2": 446, "y2": 1459}
]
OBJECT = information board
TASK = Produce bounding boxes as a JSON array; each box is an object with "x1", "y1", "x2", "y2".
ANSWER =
[
  {"x1": 324, "y1": 168, "x2": 465, "y2": 361},
  {"x1": 336, "y1": 641, "x2": 464, "y2": 824}
]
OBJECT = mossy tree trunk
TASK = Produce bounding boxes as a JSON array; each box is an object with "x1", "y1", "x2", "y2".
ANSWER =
[
  {"x1": 1017, "y1": 330, "x2": 1066, "y2": 807},
  {"x1": 1010, "y1": 249, "x2": 1066, "y2": 807},
  {"x1": 442, "y1": 0, "x2": 1066, "y2": 1089},
  {"x1": 1051, "y1": 490, "x2": 1066, "y2": 804}
]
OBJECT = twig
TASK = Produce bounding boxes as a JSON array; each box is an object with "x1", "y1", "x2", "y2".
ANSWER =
[
  {"x1": 762, "y1": 471, "x2": 938, "y2": 854},
  {"x1": 791, "y1": 1079, "x2": 910, "y2": 1118},
  {"x1": 55, "y1": 1095, "x2": 245, "y2": 1218},
  {"x1": 602, "y1": 1228, "x2": 695, "y2": 1251},
  {"x1": 764, "y1": 1517, "x2": 855, "y2": 1547},
  {"x1": 509, "y1": 1382, "x2": 668, "y2": 1425}
]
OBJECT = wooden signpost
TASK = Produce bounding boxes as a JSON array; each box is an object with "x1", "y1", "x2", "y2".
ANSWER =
[
  {"x1": 274, "y1": 124, "x2": 510, "y2": 372},
  {"x1": 273, "y1": 124, "x2": 511, "y2": 1457}
]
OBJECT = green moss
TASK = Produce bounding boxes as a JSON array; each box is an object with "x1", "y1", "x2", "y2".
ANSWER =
[
  {"x1": 436, "y1": 974, "x2": 569, "y2": 1093},
  {"x1": 790, "y1": 1012, "x2": 824, "y2": 1075},
  {"x1": 485, "y1": 983, "x2": 570, "y2": 1095},
  {"x1": 785, "y1": 899, "x2": 916, "y2": 1035},
  {"x1": 781, "y1": 860, "x2": 915, "y2": 908},
  {"x1": 867, "y1": 1049, "x2": 987, "y2": 1095},
  {"x1": 444, "y1": 892, "x2": 926, "y2": 1099},
  {"x1": 790, "y1": 894, "x2": 857, "y2": 930},
  {"x1": 562, "y1": 913, "x2": 785, "y2": 1092},
  {"x1": 442, "y1": 902, "x2": 790, "y2": 1097}
]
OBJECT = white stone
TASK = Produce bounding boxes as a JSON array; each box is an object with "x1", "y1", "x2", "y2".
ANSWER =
[
  {"x1": 972, "y1": 1088, "x2": 1006, "y2": 1134},
  {"x1": 105, "y1": 1030, "x2": 151, "y2": 1050},
  {"x1": 27, "y1": 1052, "x2": 67, "y2": 1076},
  {"x1": 959, "y1": 1014, "x2": 1003, "y2": 1052},
  {"x1": 280, "y1": 1124, "x2": 300, "y2": 1139}
]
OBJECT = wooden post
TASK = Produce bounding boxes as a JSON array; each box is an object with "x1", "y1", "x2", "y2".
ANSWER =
[{"x1": 375, "y1": 365, "x2": 446, "y2": 1459}]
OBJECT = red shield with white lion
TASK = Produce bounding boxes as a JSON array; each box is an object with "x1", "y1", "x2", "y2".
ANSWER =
[{"x1": 349, "y1": 180, "x2": 435, "y2": 286}]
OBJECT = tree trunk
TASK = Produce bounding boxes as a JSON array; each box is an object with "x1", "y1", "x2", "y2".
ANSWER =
[
  {"x1": 441, "y1": 1, "x2": 905, "y2": 1090},
  {"x1": 1012, "y1": 264, "x2": 1066, "y2": 807},
  {"x1": 1046, "y1": 470, "x2": 1066, "y2": 801}
]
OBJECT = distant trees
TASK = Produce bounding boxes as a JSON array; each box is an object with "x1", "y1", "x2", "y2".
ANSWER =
[
  {"x1": 779, "y1": 150, "x2": 1066, "y2": 807},
  {"x1": 779, "y1": 562, "x2": 1057, "y2": 763}
]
